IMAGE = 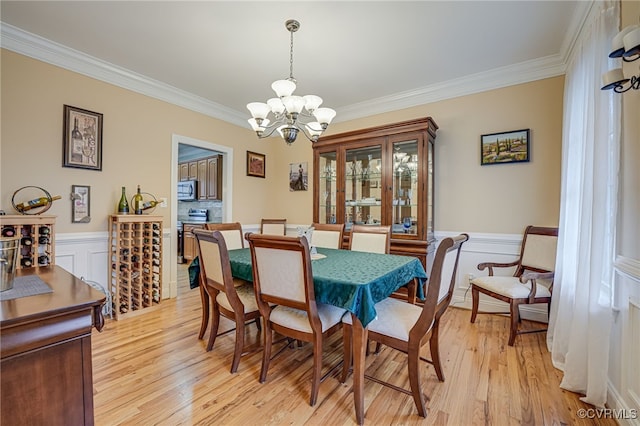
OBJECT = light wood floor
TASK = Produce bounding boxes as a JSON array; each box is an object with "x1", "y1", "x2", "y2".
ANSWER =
[{"x1": 91, "y1": 264, "x2": 616, "y2": 425}]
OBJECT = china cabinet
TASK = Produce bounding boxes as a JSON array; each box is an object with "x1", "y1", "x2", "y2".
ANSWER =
[{"x1": 313, "y1": 117, "x2": 437, "y2": 269}]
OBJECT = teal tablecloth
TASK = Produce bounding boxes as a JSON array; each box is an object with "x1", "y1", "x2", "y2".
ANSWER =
[{"x1": 228, "y1": 247, "x2": 427, "y2": 327}]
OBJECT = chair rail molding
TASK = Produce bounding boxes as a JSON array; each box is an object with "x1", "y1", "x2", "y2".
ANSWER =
[
  {"x1": 435, "y1": 230, "x2": 549, "y2": 322},
  {"x1": 615, "y1": 255, "x2": 640, "y2": 284},
  {"x1": 54, "y1": 229, "x2": 173, "y2": 300}
]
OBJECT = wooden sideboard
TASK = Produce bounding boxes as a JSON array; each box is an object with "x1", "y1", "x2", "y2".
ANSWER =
[{"x1": 1, "y1": 266, "x2": 105, "y2": 425}]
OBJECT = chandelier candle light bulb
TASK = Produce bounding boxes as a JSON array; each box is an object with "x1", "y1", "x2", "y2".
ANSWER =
[{"x1": 247, "y1": 19, "x2": 336, "y2": 145}]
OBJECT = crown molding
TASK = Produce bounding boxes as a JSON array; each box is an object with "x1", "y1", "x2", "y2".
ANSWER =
[
  {"x1": 1, "y1": 21, "x2": 571, "y2": 126},
  {"x1": 336, "y1": 54, "x2": 567, "y2": 122},
  {"x1": 0, "y1": 23, "x2": 249, "y2": 128}
]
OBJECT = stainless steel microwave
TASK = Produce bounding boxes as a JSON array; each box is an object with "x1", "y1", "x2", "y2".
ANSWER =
[{"x1": 177, "y1": 180, "x2": 197, "y2": 201}]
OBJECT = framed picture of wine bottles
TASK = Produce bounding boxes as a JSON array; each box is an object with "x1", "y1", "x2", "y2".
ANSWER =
[
  {"x1": 71, "y1": 185, "x2": 91, "y2": 223},
  {"x1": 63, "y1": 105, "x2": 103, "y2": 171}
]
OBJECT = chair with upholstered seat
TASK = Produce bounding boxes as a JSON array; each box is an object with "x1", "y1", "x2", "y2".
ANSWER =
[
  {"x1": 341, "y1": 233, "x2": 468, "y2": 417},
  {"x1": 247, "y1": 233, "x2": 346, "y2": 406},
  {"x1": 349, "y1": 224, "x2": 391, "y2": 254},
  {"x1": 196, "y1": 222, "x2": 247, "y2": 340},
  {"x1": 260, "y1": 218, "x2": 287, "y2": 236},
  {"x1": 194, "y1": 229, "x2": 261, "y2": 373},
  {"x1": 470, "y1": 225, "x2": 558, "y2": 346},
  {"x1": 310, "y1": 223, "x2": 345, "y2": 249}
]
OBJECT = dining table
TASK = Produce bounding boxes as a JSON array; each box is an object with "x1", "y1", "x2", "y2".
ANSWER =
[{"x1": 227, "y1": 246, "x2": 428, "y2": 424}]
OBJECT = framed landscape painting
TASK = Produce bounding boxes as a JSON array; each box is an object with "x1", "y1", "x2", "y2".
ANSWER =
[
  {"x1": 481, "y1": 129, "x2": 530, "y2": 165},
  {"x1": 247, "y1": 151, "x2": 265, "y2": 178}
]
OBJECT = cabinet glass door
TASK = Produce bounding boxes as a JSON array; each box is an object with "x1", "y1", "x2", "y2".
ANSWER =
[
  {"x1": 391, "y1": 139, "x2": 419, "y2": 236},
  {"x1": 318, "y1": 151, "x2": 338, "y2": 224},
  {"x1": 345, "y1": 145, "x2": 382, "y2": 231}
]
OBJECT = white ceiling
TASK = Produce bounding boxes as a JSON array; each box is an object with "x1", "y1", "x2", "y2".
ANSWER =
[{"x1": 0, "y1": 1, "x2": 589, "y2": 127}]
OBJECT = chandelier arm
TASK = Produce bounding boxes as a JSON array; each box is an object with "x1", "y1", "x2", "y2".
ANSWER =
[
  {"x1": 255, "y1": 120, "x2": 286, "y2": 139},
  {"x1": 297, "y1": 123, "x2": 318, "y2": 143}
]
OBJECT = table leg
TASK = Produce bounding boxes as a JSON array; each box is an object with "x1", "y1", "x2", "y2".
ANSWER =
[{"x1": 351, "y1": 313, "x2": 367, "y2": 425}]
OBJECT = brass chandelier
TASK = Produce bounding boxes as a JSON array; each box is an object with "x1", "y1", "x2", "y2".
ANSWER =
[{"x1": 247, "y1": 19, "x2": 336, "y2": 145}]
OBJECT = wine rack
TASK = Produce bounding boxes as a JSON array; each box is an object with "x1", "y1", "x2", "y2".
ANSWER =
[
  {"x1": 108, "y1": 215, "x2": 163, "y2": 320},
  {"x1": 0, "y1": 215, "x2": 56, "y2": 269}
]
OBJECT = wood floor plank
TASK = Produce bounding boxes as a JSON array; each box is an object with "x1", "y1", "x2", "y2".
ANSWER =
[{"x1": 91, "y1": 264, "x2": 618, "y2": 425}]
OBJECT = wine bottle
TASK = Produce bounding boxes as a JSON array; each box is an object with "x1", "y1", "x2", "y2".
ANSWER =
[
  {"x1": 38, "y1": 236, "x2": 49, "y2": 245},
  {"x1": 20, "y1": 257, "x2": 33, "y2": 267},
  {"x1": 117, "y1": 187, "x2": 129, "y2": 214},
  {"x1": 15, "y1": 195, "x2": 62, "y2": 212},
  {"x1": 133, "y1": 185, "x2": 143, "y2": 215},
  {"x1": 1, "y1": 227, "x2": 16, "y2": 237},
  {"x1": 37, "y1": 254, "x2": 48, "y2": 265},
  {"x1": 21, "y1": 236, "x2": 33, "y2": 246},
  {"x1": 141, "y1": 200, "x2": 160, "y2": 211},
  {"x1": 39, "y1": 226, "x2": 50, "y2": 235}
]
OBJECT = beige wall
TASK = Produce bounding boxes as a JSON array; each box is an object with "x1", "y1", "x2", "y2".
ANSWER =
[
  {"x1": 1, "y1": 49, "x2": 279, "y2": 232},
  {"x1": 275, "y1": 77, "x2": 564, "y2": 234},
  {"x1": 1, "y1": 49, "x2": 563, "y2": 235}
]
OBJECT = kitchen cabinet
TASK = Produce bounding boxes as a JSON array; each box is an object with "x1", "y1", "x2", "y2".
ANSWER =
[
  {"x1": 178, "y1": 155, "x2": 222, "y2": 201},
  {"x1": 313, "y1": 117, "x2": 437, "y2": 269},
  {"x1": 183, "y1": 223, "x2": 205, "y2": 262},
  {"x1": 197, "y1": 159, "x2": 208, "y2": 199},
  {"x1": 206, "y1": 155, "x2": 222, "y2": 200},
  {"x1": 179, "y1": 163, "x2": 189, "y2": 181}
]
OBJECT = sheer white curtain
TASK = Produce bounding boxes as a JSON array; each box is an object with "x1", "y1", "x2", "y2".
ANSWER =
[{"x1": 547, "y1": 0, "x2": 620, "y2": 408}]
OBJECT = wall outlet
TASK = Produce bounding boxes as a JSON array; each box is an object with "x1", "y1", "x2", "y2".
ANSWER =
[
  {"x1": 159, "y1": 197, "x2": 167, "y2": 208},
  {"x1": 467, "y1": 273, "x2": 475, "y2": 286}
]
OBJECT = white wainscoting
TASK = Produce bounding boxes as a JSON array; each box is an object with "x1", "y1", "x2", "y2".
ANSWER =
[
  {"x1": 611, "y1": 256, "x2": 640, "y2": 426},
  {"x1": 55, "y1": 229, "x2": 172, "y2": 300},
  {"x1": 54, "y1": 227, "x2": 540, "y2": 319},
  {"x1": 434, "y1": 230, "x2": 550, "y2": 322}
]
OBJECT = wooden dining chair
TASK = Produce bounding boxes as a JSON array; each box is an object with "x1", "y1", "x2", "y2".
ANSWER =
[
  {"x1": 260, "y1": 218, "x2": 287, "y2": 236},
  {"x1": 247, "y1": 233, "x2": 346, "y2": 406},
  {"x1": 349, "y1": 224, "x2": 391, "y2": 254},
  {"x1": 194, "y1": 229, "x2": 261, "y2": 373},
  {"x1": 310, "y1": 223, "x2": 345, "y2": 249},
  {"x1": 341, "y1": 233, "x2": 468, "y2": 417},
  {"x1": 196, "y1": 222, "x2": 245, "y2": 340},
  {"x1": 470, "y1": 225, "x2": 558, "y2": 346}
]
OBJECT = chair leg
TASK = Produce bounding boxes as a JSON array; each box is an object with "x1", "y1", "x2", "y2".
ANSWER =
[
  {"x1": 206, "y1": 302, "x2": 221, "y2": 352},
  {"x1": 470, "y1": 286, "x2": 479, "y2": 323},
  {"x1": 341, "y1": 325, "x2": 352, "y2": 383},
  {"x1": 198, "y1": 284, "x2": 209, "y2": 339},
  {"x1": 230, "y1": 318, "x2": 245, "y2": 374},
  {"x1": 508, "y1": 302, "x2": 520, "y2": 346},
  {"x1": 408, "y1": 347, "x2": 427, "y2": 417},
  {"x1": 309, "y1": 334, "x2": 323, "y2": 406},
  {"x1": 254, "y1": 317, "x2": 262, "y2": 332},
  {"x1": 259, "y1": 323, "x2": 273, "y2": 383},
  {"x1": 430, "y1": 320, "x2": 445, "y2": 382}
]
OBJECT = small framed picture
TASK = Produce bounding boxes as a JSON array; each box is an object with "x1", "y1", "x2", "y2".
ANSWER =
[
  {"x1": 481, "y1": 129, "x2": 530, "y2": 165},
  {"x1": 71, "y1": 185, "x2": 91, "y2": 223},
  {"x1": 289, "y1": 162, "x2": 308, "y2": 191},
  {"x1": 63, "y1": 105, "x2": 103, "y2": 171},
  {"x1": 247, "y1": 151, "x2": 266, "y2": 178}
]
